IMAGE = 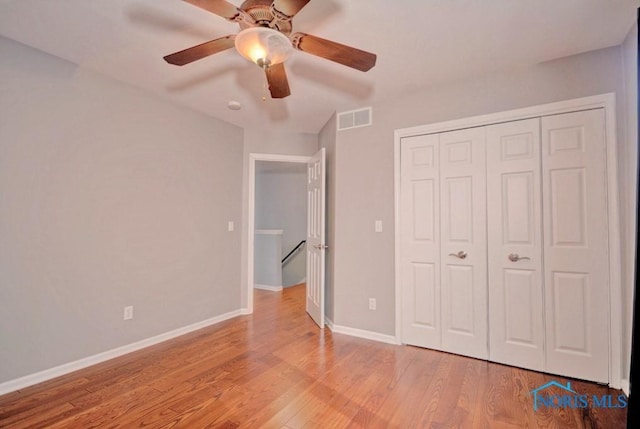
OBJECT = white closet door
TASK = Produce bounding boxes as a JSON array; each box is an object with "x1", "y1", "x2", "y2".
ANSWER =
[
  {"x1": 439, "y1": 127, "x2": 488, "y2": 360},
  {"x1": 487, "y1": 118, "x2": 545, "y2": 371},
  {"x1": 400, "y1": 134, "x2": 441, "y2": 348},
  {"x1": 542, "y1": 109, "x2": 609, "y2": 383}
]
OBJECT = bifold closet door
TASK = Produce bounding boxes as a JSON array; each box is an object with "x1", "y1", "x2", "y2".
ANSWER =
[
  {"x1": 400, "y1": 129, "x2": 488, "y2": 359},
  {"x1": 486, "y1": 118, "x2": 545, "y2": 372},
  {"x1": 401, "y1": 107, "x2": 611, "y2": 383},
  {"x1": 400, "y1": 134, "x2": 441, "y2": 349},
  {"x1": 542, "y1": 109, "x2": 609, "y2": 384},
  {"x1": 439, "y1": 127, "x2": 488, "y2": 360}
]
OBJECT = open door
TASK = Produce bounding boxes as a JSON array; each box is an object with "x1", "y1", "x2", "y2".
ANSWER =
[{"x1": 306, "y1": 148, "x2": 326, "y2": 328}]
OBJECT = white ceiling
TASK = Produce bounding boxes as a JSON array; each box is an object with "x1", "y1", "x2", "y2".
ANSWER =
[{"x1": 1, "y1": 0, "x2": 638, "y2": 134}]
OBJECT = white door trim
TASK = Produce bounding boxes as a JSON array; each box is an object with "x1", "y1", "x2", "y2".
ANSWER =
[
  {"x1": 393, "y1": 93, "x2": 622, "y2": 388},
  {"x1": 247, "y1": 153, "x2": 311, "y2": 314}
]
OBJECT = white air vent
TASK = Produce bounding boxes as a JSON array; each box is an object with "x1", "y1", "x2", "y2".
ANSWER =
[{"x1": 337, "y1": 107, "x2": 372, "y2": 131}]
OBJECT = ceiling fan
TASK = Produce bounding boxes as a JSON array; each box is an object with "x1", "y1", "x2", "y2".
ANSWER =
[{"x1": 163, "y1": 0, "x2": 377, "y2": 99}]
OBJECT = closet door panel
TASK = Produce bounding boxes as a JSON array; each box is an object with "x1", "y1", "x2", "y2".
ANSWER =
[
  {"x1": 400, "y1": 134, "x2": 441, "y2": 348},
  {"x1": 440, "y1": 127, "x2": 488, "y2": 360},
  {"x1": 542, "y1": 109, "x2": 609, "y2": 384},
  {"x1": 487, "y1": 119, "x2": 544, "y2": 371}
]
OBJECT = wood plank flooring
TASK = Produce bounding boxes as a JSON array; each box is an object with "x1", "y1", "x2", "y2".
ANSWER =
[{"x1": 0, "y1": 285, "x2": 627, "y2": 428}]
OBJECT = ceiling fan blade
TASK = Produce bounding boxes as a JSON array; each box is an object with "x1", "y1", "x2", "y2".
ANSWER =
[
  {"x1": 183, "y1": 0, "x2": 240, "y2": 20},
  {"x1": 291, "y1": 32, "x2": 376, "y2": 72},
  {"x1": 164, "y1": 35, "x2": 235, "y2": 66},
  {"x1": 265, "y1": 63, "x2": 291, "y2": 98},
  {"x1": 272, "y1": 0, "x2": 311, "y2": 19}
]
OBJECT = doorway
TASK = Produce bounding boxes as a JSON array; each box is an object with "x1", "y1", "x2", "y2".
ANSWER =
[
  {"x1": 255, "y1": 160, "x2": 307, "y2": 290},
  {"x1": 247, "y1": 153, "x2": 311, "y2": 313}
]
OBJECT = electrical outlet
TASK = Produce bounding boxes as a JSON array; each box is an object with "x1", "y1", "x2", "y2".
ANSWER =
[
  {"x1": 369, "y1": 298, "x2": 376, "y2": 310},
  {"x1": 375, "y1": 220, "x2": 383, "y2": 233},
  {"x1": 123, "y1": 306, "x2": 133, "y2": 320},
  {"x1": 228, "y1": 221, "x2": 234, "y2": 232}
]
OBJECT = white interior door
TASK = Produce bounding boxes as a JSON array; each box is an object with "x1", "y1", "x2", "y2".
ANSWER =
[
  {"x1": 400, "y1": 134, "x2": 441, "y2": 348},
  {"x1": 439, "y1": 127, "x2": 488, "y2": 360},
  {"x1": 487, "y1": 118, "x2": 545, "y2": 371},
  {"x1": 542, "y1": 109, "x2": 609, "y2": 383},
  {"x1": 306, "y1": 148, "x2": 326, "y2": 328}
]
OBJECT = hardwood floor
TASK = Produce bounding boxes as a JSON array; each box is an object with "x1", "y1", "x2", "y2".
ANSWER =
[{"x1": 0, "y1": 285, "x2": 627, "y2": 428}]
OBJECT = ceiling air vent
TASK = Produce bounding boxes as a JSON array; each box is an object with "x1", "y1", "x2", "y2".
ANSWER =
[{"x1": 337, "y1": 107, "x2": 372, "y2": 131}]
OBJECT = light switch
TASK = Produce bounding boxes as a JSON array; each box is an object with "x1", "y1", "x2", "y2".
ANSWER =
[
  {"x1": 375, "y1": 220, "x2": 383, "y2": 233},
  {"x1": 228, "y1": 221, "x2": 234, "y2": 232}
]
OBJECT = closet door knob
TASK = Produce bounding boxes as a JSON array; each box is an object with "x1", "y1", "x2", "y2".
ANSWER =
[
  {"x1": 448, "y1": 251, "x2": 467, "y2": 259},
  {"x1": 508, "y1": 253, "x2": 530, "y2": 262}
]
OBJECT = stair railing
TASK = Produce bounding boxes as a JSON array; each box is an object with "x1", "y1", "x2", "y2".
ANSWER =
[{"x1": 282, "y1": 240, "x2": 306, "y2": 264}]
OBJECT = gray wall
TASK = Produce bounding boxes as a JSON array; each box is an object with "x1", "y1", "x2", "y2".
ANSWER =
[
  {"x1": 254, "y1": 231, "x2": 283, "y2": 287},
  {"x1": 331, "y1": 45, "x2": 629, "y2": 345},
  {"x1": 621, "y1": 22, "x2": 638, "y2": 387},
  {"x1": 0, "y1": 37, "x2": 244, "y2": 383},
  {"x1": 255, "y1": 163, "x2": 307, "y2": 286},
  {"x1": 319, "y1": 114, "x2": 337, "y2": 323}
]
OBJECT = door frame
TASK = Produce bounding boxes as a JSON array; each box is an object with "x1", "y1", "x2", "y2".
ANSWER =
[
  {"x1": 393, "y1": 93, "x2": 622, "y2": 388},
  {"x1": 247, "y1": 153, "x2": 311, "y2": 314}
]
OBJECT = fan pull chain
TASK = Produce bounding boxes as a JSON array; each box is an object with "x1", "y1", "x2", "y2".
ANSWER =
[{"x1": 262, "y1": 70, "x2": 269, "y2": 102}]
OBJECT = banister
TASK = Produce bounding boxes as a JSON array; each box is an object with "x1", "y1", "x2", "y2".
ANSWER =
[{"x1": 282, "y1": 240, "x2": 306, "y2": 264}]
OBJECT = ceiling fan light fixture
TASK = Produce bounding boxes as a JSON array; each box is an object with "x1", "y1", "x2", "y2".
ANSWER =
[{"x1": 234, "y1": 27, "x2": 293, "y2": 68}]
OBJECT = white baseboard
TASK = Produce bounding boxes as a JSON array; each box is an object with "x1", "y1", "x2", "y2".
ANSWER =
[
  {"x1": 0, "y1": 309, "x2": 245, "y2": 396},
  {"x1": 254, "y1": 284, "x2": 283, "y2": 292},
  {"x1": 326, "y1": 319, "x2": 400, "y2": 345},
  {"x1": 622, "y1": 378, "x2": 630, "y2": 395},
  {"x1": 283, "y1": 277, "x2": 307, "y2": 288},
  {"x1": 326, "y1": 317, "x2": 335, "y2": 330}
]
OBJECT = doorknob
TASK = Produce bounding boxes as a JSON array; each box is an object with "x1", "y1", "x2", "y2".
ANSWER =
[
  {"x1": 313, "y1": 244, "x2": 329, "y2": 250},
  {"x1": 448, "y1": 251, "x2": 467, "y2": 259},
  {"x1": 508, "y1": 253, "x2": 530, "y2": 262}
]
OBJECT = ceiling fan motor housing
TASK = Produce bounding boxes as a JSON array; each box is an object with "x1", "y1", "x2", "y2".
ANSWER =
[{"x1": 239, "y1": 0, "x2": 293, "y2": 34}]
